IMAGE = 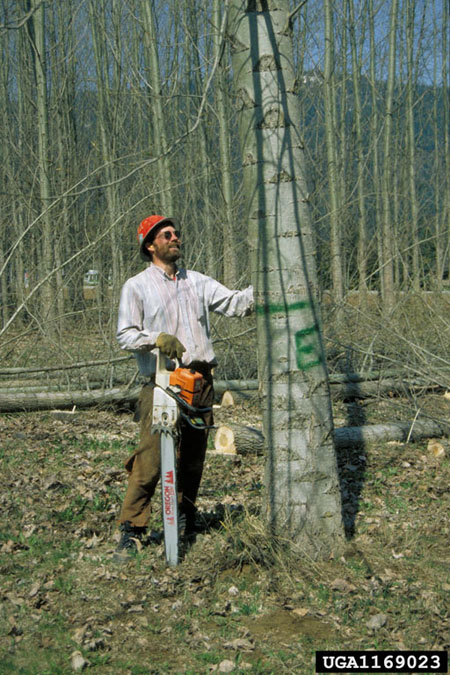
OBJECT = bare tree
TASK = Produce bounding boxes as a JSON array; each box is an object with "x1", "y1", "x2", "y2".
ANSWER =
[
  {"x1": 380, "y1": 0, "x2": 399, "y2": 312},
  {"x1": 348, "y1": 0, "x2": 368, "y2": 294},
  {"x1": 30, "y1": 0, "x2": 55, "y2": 333},
  {"x1": 213, "y1": 0, "x2": 238, "y2": 287},
  {"x1": 323, "y1": 0, "x2": 344, "y2": 303},
  {"x1": 141, "y1": 0, "x2": 174, "y2": 215}
]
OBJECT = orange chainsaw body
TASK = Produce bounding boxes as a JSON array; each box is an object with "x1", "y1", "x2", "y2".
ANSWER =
[{"x1": 169, "y1": 368, "x2": 203, "y2": 407}]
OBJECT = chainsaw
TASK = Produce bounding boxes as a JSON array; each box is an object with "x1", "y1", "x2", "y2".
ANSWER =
[{"x1": 151, "y1": 349, "x2": 212, "y2": 566}]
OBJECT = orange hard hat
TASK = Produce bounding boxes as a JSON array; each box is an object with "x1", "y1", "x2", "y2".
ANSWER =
[{"x1": 137, "y1": 215, "x2": 178, "y2": 261}]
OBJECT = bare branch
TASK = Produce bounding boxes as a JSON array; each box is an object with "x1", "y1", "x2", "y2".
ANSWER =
[{"x1": 0, "y1": 2, "x2": 44, "y2": 32}]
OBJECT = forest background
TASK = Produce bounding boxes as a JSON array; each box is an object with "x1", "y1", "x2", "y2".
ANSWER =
[
  {"x1": 1, "y1": 3, "x2": 449, "y2": 672},
  {"x1": 0, "y1": 0, "x2": 449, "y2": 385}
]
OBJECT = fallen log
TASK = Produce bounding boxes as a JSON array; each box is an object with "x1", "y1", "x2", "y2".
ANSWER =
[
  {"x1": 215, "y1": 377, "x2": 441, "y2": 404},
  {"x1": 213, "y1": 380, "x2": 258, "y2": 396},
  {"x1": 218, "y1": 390, "x2": 258, "y2": 406},
  {"x1": 0, "y1": 355, "x2": 133, "y2": 376},
  {"x1": 329, "y1": 378, "x2": 440, "y2": 401},
  {"x1": 214, "y1": 423, "x2": 264, "y2": 455},
  {"x1": 0, "y1": 386, "x2": 141, "y2": 412},
  {"x1": 0, "y1": 374, "x2": 444, "y2": 412},
  {"x1": 0, "y1": 382, "x2": 106, "y2": 395},
  {"x1": 333, "y1": 419, "x2": 448, "y2": 447},
  {"x1": 219, "y1": 379, "x2": 440, "y2": 408},
  {"x1": 213, "y1": 419, "x2": 448, "y2": 456}
]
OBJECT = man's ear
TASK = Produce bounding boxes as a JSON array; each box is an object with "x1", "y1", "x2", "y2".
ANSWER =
[{"x1": 145, "y1": 241, "x2": 154, "y2": 256}]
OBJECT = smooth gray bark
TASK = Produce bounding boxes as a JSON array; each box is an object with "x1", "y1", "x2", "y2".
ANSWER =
[
  {"x1": 213, "y1": 0, "x2": 238, "y2": 287},
  {"x1": 348, "y1": 0, "x2": 367, "y2": 294},
  {"x1": 141, "y1": 0, "x2": 173, "y2": 215},
  {"x1": 405, "y1": 0, "x2": 420, "y2": 290},
  {"x1": 30, "y1": 0, "x2": 55, "y2": 333},
  {"x1": 323, "y1": 0, "x2": 343, "y2": 303},
  {"x1": 228, "y1": 0, "x2": 344, "y2": 558},
  {"x1": 380, "y1": 0, "x2": 399, "y2": 312}
]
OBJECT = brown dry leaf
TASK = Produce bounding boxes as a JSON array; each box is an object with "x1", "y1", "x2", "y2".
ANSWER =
[
  {"x1": 330, "y1": 578, "x2": 356, "y2": 593},
  {"x1": 1, "y1": 540, "x2": 18, "y2": 554},
  {"x1": 72, "y1": 624, "x2": 90, "y2": 645},
  {"x1": 6, "y1": 592, "x2": 24, "y2": 607},
  {"x1": 77, "y1": 486, "x2": 94, "y2": 500},
  {"x1": 217, "y1": 660, "x2": 236, "y2": 673},
  {"x1": 85, "y1": 533, "x2": 101, "y2": 549},
  {"x1": 366, "y1": 613, "x2": 388, "y2": 631},
  {"x1": 291, "y1": 607, "x2": 310, "y2": 617},
  {"x1": 223, "y1": 638, "x2": 254, "y2": 651},
  {"x1": 28, "y1": 582, "x2": 41, "y2": 598},
  {"x1": 391, "y1": 550, "x2": 404, "y2": 559},
  {"x1": 71, "y1": 650, "x2": 88, "y2": 671},
  {"x1": 127, "y1": 605, "x2": 144, "y2": 613},
  {"x1": 428, "y1": 440, "x2": 446, "y2": 458},
  {"x1": 23, "y1": 524, "x2": 37, "y2": 538}
]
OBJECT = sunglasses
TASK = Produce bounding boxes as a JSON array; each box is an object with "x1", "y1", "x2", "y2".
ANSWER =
[{"x1": 155, "y1": 230, "x2": 181, "y2": 241}]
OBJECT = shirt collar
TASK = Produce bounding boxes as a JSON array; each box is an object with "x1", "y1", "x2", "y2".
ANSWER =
[{"x1": 149, "y1": 262, "x2": 180, "y2": 281}]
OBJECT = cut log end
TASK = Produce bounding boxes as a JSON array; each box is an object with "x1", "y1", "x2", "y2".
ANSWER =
[
  {"x1": 214, "y1": 425, "x2": 237, "y2": 454},
  {"x1": 214, "y1": 423, "x2": 264, "y2": 456},
  {"x1": 220, "y1": 391, "x2": 235, "y2": 408}
]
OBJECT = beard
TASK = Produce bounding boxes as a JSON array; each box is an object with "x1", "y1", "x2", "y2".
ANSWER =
[{"x1": 152, "y1": 242, "x2": 181, "y2": 264}]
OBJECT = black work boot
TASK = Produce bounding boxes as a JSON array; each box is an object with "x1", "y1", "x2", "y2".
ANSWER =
[
  {"x1": 113, "y1": 521, "x2": 146, "y2": 562},
  {"x1": 178, "y1": 509, "x2": 196, "y2": 542}
]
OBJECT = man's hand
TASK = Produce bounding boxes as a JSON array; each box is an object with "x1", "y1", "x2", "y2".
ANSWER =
[{"x1": 155, "y1": 333, "x2": 185, "y2": 360}]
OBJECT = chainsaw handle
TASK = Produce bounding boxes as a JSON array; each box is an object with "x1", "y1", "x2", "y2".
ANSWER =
[
  {"x1": 154, "y1": 348, "x2": 180, "y2": 375},
  {"x1": 179, "y1": 411, "x2": 215, "y2": 430},
  {"x1": 167, "y1": 389, "x2": 211, "y2": 415}
]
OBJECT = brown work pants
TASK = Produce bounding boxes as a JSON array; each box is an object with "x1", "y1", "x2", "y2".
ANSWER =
[{"x1": 118, "y1": 367, "x2": 214, "y2": 528}]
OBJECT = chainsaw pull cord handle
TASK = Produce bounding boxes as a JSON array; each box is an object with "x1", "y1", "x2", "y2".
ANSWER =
[{"x1": 154, "y1": 348, "x2": 180, "y2": 378}]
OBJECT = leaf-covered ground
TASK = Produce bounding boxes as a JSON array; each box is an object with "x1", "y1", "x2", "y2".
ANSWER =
[{"x1": 0, "y1": 398, "x2": 449, "y2": 674}]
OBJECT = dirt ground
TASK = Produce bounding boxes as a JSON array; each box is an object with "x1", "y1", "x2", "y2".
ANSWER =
[{"x1": 0, "y1": 393, "x2": 449, "y2": 674}]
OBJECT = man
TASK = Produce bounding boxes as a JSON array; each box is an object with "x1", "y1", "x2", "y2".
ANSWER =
[{"x1": 114, "y1": 214, "x2": 254, "y2": 559}]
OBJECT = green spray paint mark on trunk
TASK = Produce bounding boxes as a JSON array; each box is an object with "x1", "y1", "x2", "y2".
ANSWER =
[
  {"x1": 256, "y1": 300, "x2": 322, "y2": 370},
  {"x1": 295, "y1": 326, "x2": 322, "y2": 370},
  {"x1": 256, "y1": 300, "x2": 310, "y2": 315}
]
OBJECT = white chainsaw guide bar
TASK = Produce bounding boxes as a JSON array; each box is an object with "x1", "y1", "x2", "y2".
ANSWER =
[{"x1": 151, "y1": 350, "x2": 180, "y2": 567}]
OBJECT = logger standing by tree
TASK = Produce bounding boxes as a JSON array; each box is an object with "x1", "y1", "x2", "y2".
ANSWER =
[{"x1": 114, "y1": 215, "x2": 254, "y2": 560}]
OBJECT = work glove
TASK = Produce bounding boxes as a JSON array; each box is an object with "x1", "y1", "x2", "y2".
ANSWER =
[{"x1": 155, "y1": 333, "x2": 185, "y2": 360}]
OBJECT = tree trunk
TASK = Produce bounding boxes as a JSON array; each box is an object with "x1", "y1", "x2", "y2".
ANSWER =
[
  {"x1": 228, "y1": 0, "x2": 345, "y2": 559},
  {"x1": 380, "y1": 0, "x2": 399, "y2": 312},
  {"x1": 141, "y1": 0, "x2": 173, "y2": 215},
  {"x1": 323, "y1": 0, "x2": 344, "y2": 304},
  {"x1": 30, "y1": 0, "x2": 55, "y2": 334},
  {"x1": 213, "y1": 0, "x2": 238, "y2": 287},
  {"x1": 88, "y1": 0, "x2": 122, "y2": 313},
  {"x1": 405, "y1": 0, "x2": 420, "y2": 290},
  {"x1": 348, "y1": 0, "x2": 367, "y2": 295},
  {"x1": 369, "y1": 0, "x2": 382, "y2": 298},
  {"x1": 439, "y1": 0, "x2": 449, "y2": 287}
]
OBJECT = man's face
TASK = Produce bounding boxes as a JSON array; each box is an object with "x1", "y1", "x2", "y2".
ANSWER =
[{"x1": 146, "y1": 225, "x2": 181, "y2": 264}]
